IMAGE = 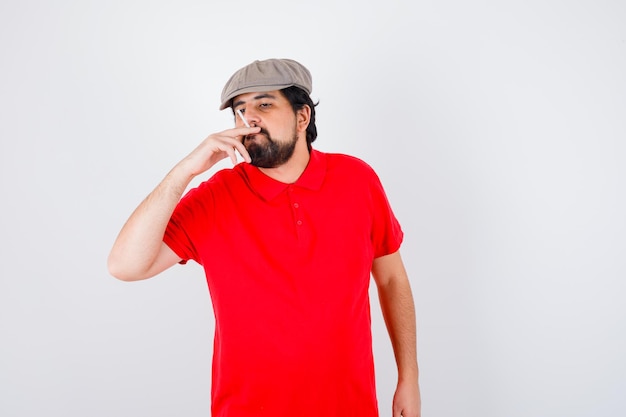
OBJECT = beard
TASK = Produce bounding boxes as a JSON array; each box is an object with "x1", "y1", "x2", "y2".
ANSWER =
[{"x1": 244, "y1": 127, "x2": 298, "y2": 168}]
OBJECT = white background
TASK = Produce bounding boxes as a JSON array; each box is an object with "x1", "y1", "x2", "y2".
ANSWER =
[{"x1": 1, "y1": 1, "x2": 624, "y2": 416}]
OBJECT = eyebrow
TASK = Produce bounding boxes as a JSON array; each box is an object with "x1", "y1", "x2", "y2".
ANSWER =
[{"x1": 232, "y1": 93, "x2": 278, "y2": 109}]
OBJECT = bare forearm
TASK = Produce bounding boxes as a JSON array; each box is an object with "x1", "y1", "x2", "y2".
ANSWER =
[
  {"x1": 377, "y1": 276, "x2": 419, "y2": 382},
  {"x1": 107, "y1": 165, "x2": 192, "y2": 280}
]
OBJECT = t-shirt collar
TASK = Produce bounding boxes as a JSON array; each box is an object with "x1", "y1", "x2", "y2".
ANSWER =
[{"x1": 243, "y1": 149, "x2": 327, "y2": 201}]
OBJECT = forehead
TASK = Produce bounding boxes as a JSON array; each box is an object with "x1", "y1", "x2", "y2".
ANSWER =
[{"x1": 232, "y1": 90, "x2": 285, "y2": 107}]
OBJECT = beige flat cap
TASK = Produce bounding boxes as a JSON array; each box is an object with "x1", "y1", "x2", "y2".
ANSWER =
[{"x1": 220, "y1": 58, "x2": 312, "y2": 110}]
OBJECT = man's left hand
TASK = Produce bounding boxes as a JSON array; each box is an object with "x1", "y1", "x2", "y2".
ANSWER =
[{"x1": 392, "y1": 379, "x2": 421, "y2": 417}]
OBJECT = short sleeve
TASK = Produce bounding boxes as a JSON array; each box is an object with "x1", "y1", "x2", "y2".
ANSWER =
[
  {"x1": 368, "y1": 170, "x2": 404, "y2": 258},
  {"x1": 163, "y1": 182, "x2": 215, "y2": 265}
]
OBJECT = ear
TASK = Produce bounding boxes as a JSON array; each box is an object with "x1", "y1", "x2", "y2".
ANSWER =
[{"x1": 296, "y1": 105, "x2": 311, "y2": 133}]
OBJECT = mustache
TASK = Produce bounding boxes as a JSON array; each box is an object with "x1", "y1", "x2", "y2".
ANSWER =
[{"x1": 245, "y1": 127, "x2": 271, "y2": 140}]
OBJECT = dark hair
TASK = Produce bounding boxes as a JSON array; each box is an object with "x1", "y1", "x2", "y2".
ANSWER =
[{"x1": 280, "y1": 86, "x2": 319, "y2": 150}]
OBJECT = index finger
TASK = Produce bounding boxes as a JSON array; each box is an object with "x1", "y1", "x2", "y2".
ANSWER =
[{"x1": 227, "y1": 125, "x2": 261, "y2": 139}]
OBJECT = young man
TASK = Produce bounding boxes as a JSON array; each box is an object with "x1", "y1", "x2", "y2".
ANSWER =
[{"x1": 108, "y1": 59, "x2": 421, "y2": 417}]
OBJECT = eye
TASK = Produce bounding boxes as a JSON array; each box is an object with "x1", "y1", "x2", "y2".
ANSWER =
[{"x1": 259, "y1": 102, "x2": 272, "y2": 109}]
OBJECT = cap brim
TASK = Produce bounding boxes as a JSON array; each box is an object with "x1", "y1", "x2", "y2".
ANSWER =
[{"x1": 219, "y1": 83, "x2": 303, "y2": 110}]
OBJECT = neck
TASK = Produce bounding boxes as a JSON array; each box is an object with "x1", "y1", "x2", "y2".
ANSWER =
[{"x1": 259, "y1": 138, "x2": 310, "y2": 184}]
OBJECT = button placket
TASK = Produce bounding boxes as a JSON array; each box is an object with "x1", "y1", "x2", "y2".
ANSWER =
[
  {"x1": 288, "y1": 188, "x2": 303, "y2": 230},
  {"x1": 293, "y1": 201, "x2": 302, "y2": 226}
]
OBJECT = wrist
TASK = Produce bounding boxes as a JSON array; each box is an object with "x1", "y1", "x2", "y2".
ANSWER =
[
  {"x1": 170, "y1": 159, "x2": 199, "y2": 183},
  {"x1": 397, "y1": 367, "x2": 419, "y2": 385}
]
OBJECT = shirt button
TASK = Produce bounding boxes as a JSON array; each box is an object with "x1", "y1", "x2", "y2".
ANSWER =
[
  {"x1": 293, "y1": 203, "x2": 299, "y2": 209},
  {"x1": 296, "y1": 220, "x2": 303, "y2": 226}
]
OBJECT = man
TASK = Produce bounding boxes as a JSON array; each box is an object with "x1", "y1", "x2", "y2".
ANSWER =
[{"x1": 108, "y1": 58, "x2": 420, "y2": 417}]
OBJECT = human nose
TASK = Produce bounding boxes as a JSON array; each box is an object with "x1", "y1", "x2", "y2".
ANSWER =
[{"x1": 242, "y1": 107, "x2": 261, "y2": 126}]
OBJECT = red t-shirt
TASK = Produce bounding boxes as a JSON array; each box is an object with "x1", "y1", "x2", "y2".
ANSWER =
[{"x1": 164, "y1": 149, "x2": 403, "y2": 416}]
